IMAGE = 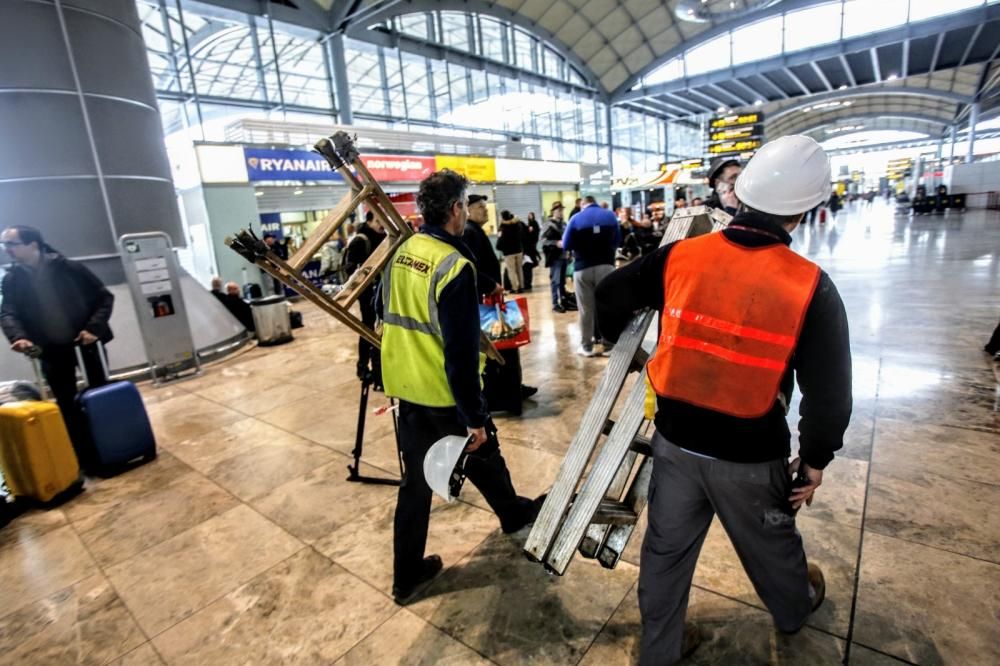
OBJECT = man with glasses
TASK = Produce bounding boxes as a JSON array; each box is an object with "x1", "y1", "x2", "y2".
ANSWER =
[
  {"x1": 0, "y1": 226, "x2": 114, "y2": 469},
  {"x1": 704, "y1": 157, "x2": 742, "y2": 217}
]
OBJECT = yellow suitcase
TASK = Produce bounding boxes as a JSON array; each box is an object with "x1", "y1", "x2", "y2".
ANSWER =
[{"x1": 0, "y1": 401, "x2": 80, "y2": 503}]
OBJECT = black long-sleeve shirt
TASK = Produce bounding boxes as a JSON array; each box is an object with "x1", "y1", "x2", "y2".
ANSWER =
[
  {"x1": 379, "y1": 224, "x2": 488, "y2": 428},
  {"x1": 596, "y1": 211, "x2": 852, "y2": 470}
]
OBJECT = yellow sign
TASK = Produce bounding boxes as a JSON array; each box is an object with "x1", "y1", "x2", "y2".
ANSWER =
[
  {"x1": 710, "y1": 127, "x2": 757, "y2": 142},
  {"x1": 710, "y1": 113, "x2": 761, "y2": 129},
  {"x1": 434, "y1": 155, "x2": 496, "y2": 182},
  {"x1": 708, "y1": 139, "x2": 762, "y2": 155}
]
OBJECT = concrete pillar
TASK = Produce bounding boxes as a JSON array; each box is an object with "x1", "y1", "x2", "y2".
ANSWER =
[
  {"x1": 949, "y1": 124, "x2": 957, "y2": 162},
  {"x1": 0, "y1": 0, "x2": 183, "y2": 284},
  {"x1": 329, "y1": 34, "x2": 353, "y2": 125},
  {"x1": 606, "y1": 103, "x2": 614, "y2": 171},
  {"x1": 966, "y1": 102, "x2": 979, "y2": 164}
]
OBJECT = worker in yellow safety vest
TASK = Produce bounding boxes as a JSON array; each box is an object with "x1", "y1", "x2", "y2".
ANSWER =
[{"x1": 380, "y1": 169, "x2": 542, "y2": 606}]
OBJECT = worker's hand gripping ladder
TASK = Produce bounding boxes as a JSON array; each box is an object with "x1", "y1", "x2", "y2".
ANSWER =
[
  {"x1": 523, "y1": 206, "x2": 732, "y2": 576},
  {"x1": 225, "y1": 131, "x2": 503, "y2": 363}
]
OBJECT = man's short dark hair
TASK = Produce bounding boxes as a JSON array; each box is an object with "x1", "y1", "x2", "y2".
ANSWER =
[
  {"x1": 468, "y1": 194, "x2": 488, "y2": 205},
  {"x1": 740, "y1": 205, "x2": 803, "y2": 228},
  {"x1": 365, "y1": 211, "x2": 374, "y2": 223},
  {"x1": 584, "y1": 195, "x2": 597, "y2": 205},
  {"x1": 263, "y1": 233, "x2": 276, "y2": 240},
  {"x1": 418, "y1": 169, "x2": 468, "y2": 226},
  {"x1": 500, "y1": 209, "x2": 513, "y2": 221}
]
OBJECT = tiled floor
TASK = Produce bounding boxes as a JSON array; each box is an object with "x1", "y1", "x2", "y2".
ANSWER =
[{"x1": 1, "y1": 201, "x2": 997, "y2": 665}]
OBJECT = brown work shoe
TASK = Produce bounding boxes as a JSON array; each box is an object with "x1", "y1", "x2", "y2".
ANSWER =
[
  {"x1": 682, "y1": 622, "x2": 702, "y2": 659},
  {"x1": 808, "y1": 562, "x2": 826, "y2": 612}
]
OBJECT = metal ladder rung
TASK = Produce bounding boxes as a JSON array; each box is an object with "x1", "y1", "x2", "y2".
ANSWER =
[{"x1": 593, "y1": 500, "x2": 638, "y2": 526}]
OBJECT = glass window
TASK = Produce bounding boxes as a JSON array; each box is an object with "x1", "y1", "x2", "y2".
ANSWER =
[
  {"x1": 731, "y1": 16, "x2": 783, "y2": 65},
  {"x1": 843, "y1": 0, "x2": 907, "y2": 37},
  {"x1": 479, "y1": 16, "x2": 505, "y2": 61},
  {"x1": 383, "y1": 49, "x2": 404, "y2": 111},
  {"x1": 644, "y1": 58, "x2": 683, "y2": 86},
  {"x1": 440, "y1": 12, "x2": 470, "y2": 51},
  {"x1": 276, "y1": 38, "x2": 330, "y2": 110},
  {"x1": 397, "y1": 14, "x2": 429, "y2": 40},
  {"x1": 401, "y1": 52, "x2": 431, "y2": 120},
  {"x1": 684, "y1": 34, "x2": 731, "y2": 77},
  {"x1": 469, "y1": 69, "x2": 489, "y2": 104},
  {"x1": 346, "y1": 38, "x2": 387, "y2": 116},
  {"x1": 428, "y1": 58, "x2": 451, "y2": 116},
  {"x1": 783, "y1": 3, "x2": 843, "y2": 52},
  {"x1": 513, "y1": 29, "x2": 536, "y2": 72},
  {"x1": 542, "y1": 48, "x2": 561, "y2": 78},
  {"x1": 908, "y1": 0, "x2": 983, "y2": 21},
  {"x1": 447, "y1": 62, "x2": 469, "y2": 107}
]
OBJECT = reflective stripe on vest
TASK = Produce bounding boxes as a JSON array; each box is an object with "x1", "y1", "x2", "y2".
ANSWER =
[
  {"x1": 647, "y1": 232, "x2": 820, "y2": 418},
  {"x1": 381, "y1": 234, "x2": 477, "y2": 407}
]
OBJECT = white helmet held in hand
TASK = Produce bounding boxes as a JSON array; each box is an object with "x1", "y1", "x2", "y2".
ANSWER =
[
  {"x1": 735, "y1": 135, "x2": 832, "y2": 216},
  {"x1": 424, "y1": 435, "x2": 471, "y2": 502}
]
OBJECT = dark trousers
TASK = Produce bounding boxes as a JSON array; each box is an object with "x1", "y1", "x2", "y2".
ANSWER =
[
  {"x1": 40, "y1": 343, "x2": 108, "y2": 468},
  {"x1": 986, "y1": 318, "x2": 1000, "y2": 354},
  {"x1": 358, "y1": 285, "x2": 381, "y2": 383},
  {"x1": 523, "y1": 259, "x2": 535, "y2": 289},
  {"x1": 638, "y1": 432, "x2": 811, "y2": 665},
  {"x1": 393, "y1": 401, "x2": 534, "y2": 587},
  {"x1": 548, "y1": 257, "x2": 569, "y2": 308},
  {"x1": 483, "y1": 348, "x2": 523, "y2": 415}
]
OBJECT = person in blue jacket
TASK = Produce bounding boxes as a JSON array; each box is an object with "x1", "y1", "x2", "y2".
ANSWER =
[{"x1": 561, "y1": 195, "x2": 621, "y2": 356}]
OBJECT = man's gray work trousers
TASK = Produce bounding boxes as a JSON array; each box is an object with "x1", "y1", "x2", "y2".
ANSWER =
[
  {"x1": 638, "y1": 432, "x2": 812, "y2": 665},
  {"x1": 573, "y1": 263, "x2": 614, "y2": 351}
]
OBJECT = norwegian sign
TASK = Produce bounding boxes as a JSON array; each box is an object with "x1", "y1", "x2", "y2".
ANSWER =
[
  {"x1": 362, "y1": 155, "x2": 436, "y2": 182},
  {"x1": 243, "y1": 148, "x2": 344, "y2": 182}
]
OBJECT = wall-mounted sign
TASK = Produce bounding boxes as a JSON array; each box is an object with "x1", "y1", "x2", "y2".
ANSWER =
[
  {"x1": 362, "y1": 155, "x2": 436, "y2": 182},
  {"x1": 709, "y1": 126, "x2": 763, "y2": 142},
  {"x1": 434, "y1": 155, "x2": 496, "y2": 182},
  {"x1": 495, "y1": 158, "x2": 581, "y2": 183},
  {"x1": 243, "y1": 148, "x2": 344, "y2": 182},
  {"x1": 709, "y1": 112, "x2": 763, "y2": 129},
  {"x1": 680, "y1": 159, "x2": 704, "y2": 171},
  {"x1": 259, "y1": 213, "x2": 283, "y2": 239}
]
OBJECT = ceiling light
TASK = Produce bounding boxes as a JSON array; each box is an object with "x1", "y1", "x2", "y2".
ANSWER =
[
  {"x1": 730, "y1": 1, "x2": 735, "y2": 7},
  {"x1": 717, "y1": 106, "x2": 727, "y2": 112},
  {"x1": 838, "y1": 84, "x2": 848, "y2": 90},
  {"x1": 293, "y1": 189, "x2": 303, "y2": 195},
  {"x1": 754, "y1": 99, "x2": 764, "y2": 106},
  {"x1": 887, "y1": 74, "x2": 898, "y2": 81},
  {"x1": 254, "y1": 191, "x2": 263, "y2": 197}
]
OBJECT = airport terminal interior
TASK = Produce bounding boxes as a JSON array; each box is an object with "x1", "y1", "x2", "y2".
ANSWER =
[{"x1": 0, "y1": 0, "x2": 998, "y2": 664}]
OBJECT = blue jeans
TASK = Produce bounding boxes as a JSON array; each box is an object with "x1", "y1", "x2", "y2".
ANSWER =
[{"x1": 548, "y1": 257, "x2": 567, "y2": 307}]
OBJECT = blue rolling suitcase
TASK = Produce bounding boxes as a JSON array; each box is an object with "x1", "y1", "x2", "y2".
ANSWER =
[{"x1": 76, "y1": 344, "x2": 157, "y2": 472}]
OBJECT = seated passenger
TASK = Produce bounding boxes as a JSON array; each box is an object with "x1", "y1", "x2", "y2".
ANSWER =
[{"x1": 222, "y1": 281, "x2": 255, "y2": 333}]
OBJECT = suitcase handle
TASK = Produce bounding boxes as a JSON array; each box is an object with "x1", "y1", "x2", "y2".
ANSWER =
[{"x1": 73, "y1": 340, "x2": 111, "y2": 388}]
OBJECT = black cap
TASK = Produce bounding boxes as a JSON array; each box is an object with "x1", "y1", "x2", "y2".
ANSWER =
[
  {"x1": 708, "y1": 157, "x2": 740, "y2": 189},
  {"x1": 468, "y1": 194, "x2": 488, "y2": 204}
]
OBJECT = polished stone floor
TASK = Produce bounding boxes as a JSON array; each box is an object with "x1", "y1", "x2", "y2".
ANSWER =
[{"x1": 1, "y1": 201, "x2": 997, "y2": 665}]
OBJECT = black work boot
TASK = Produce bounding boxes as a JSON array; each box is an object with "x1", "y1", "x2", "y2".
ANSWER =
[{"x1": 392, "y1": 555, "x2": 443, "y2": 606}]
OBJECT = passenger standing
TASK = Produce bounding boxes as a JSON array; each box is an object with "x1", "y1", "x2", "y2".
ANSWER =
[
  {"x1": 568, "y1": 197, "x2": 583, "y2": 220},
  {"x1": 345, "y1": 211, "x2": 386, "y2": 389},
  {"x1": 0, "y1": 225, "x2": 114, "y2": 469},
  {"x1": 542, "y1": 202, "x2": 572, "y2": 313},
  {"x1": 562, "y1": 195, "x2": 620, "y2": 356},
  {"x1": 380, "y1": 170, "x2": 540, "y2": 605},
  {"x1": 496, "y1": 210, "x2": 524, "y2": 294},
  {"x1": 522, "y1": 212, "x2": 541, "y2": 290},
  {"x1": 596, "y1": 136, "x2": 852, "y2": 664}
]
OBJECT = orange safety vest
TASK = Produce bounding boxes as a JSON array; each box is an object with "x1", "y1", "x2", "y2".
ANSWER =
[{"x1": 647, "y1": 232, "x2": 820, "y2": 418}]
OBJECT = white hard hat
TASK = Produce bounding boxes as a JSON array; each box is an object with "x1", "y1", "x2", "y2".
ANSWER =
[
  {"x1": 735, "y1": 135, "x2": 832, "y2": 216},
  {"x1": 424, "y1": 435, "x2": 471, "y2": 502}
]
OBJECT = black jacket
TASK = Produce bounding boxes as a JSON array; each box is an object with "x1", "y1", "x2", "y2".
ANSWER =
[
  {"x1": 1, "y1": 253, "x2": 115, "y2": 347},
  {"x1": 541, "y1": 217, "x2": 566, "y2": 267},
  {"x1": 462, "y1": 222, "x2": 502, "y2": 297},
  {"x1": 345, "y1": 224, "x2": 385, "y2": 274},
  {"x1": 596, "y1": 211, "x2": 852, "y2": 470},
  {"x1": 495, "y1": 220, "x2": 524, "y2": 256},
  {"x1": 524, "y1": 219, "x2": 541, "y2": 261}
]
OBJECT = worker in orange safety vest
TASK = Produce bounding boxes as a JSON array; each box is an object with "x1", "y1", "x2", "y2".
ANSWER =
[{"x1": 596, "y1": 135, "x2": 853, "y2": 664}]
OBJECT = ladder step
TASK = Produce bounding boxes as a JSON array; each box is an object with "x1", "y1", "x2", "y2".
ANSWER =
[
  {"x1": 630, "y1": 434, "x2": 652, "y2": 456},
  {"x1": 592, "y1": 500, "x2": 638, "y2": 526}
]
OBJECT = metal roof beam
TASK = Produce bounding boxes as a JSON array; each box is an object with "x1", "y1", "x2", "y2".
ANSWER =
[
  {"x1": 772, "y1": 111, "x2": 951, "y2": 139},
  {"x1": 760, "y1": 73, "x2": 790, "y2": 99},
  {"x1": 672, "y1": 93, "x2": 715, "y2": 113},
  {"x1": 901, "y1": 38, "x2": 909, "y2": 79},
  {"x1": 730, "y1": 78, "x2": 768, "y2": 103},
  {"x1": 929, "y1": 32, "x2": 945, "y2": 73},
  {"x1": 689, "y1": 88, "x2": 731, "y2": 110},
  {"x1": 652, "y1": 95, "x2": 705, "y2": 116},
  {"x1": 811, "y1": 62, "x2": 833, "y2": 92},
  {"x1": 784, "y1": 67, "x2": 811, "y2": 95},
  {"x1": 959, "y1": 24, "x2": 985, "y2": 68},
  {"x1": 766, "y1": 86, "x2": 970, "y2": 124},
  {"x1": 618, "y1": 3, "x2": 1000, "y2": 102},
  {"x1": 710, "y1": 82, "x2": 751, "y2": 107},
  {"x1": 870, "y1": 48, "x2": 882, "y2": 83},
  {"x1": 839, "y1": 54, "x2": 857, "y2": 87}
]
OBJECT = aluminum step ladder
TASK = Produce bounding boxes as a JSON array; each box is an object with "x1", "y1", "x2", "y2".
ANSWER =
[
  {"x1": 226, "y1": 131, "x2": 502, "y2": 362},
  {"x1": 524, "y1": 205, "x2": 732, "y2": 576}
]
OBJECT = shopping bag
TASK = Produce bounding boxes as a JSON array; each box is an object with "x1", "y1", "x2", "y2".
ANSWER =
[{"x1": 479, "y1": 296, "x2": 531, "y2": 350}]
